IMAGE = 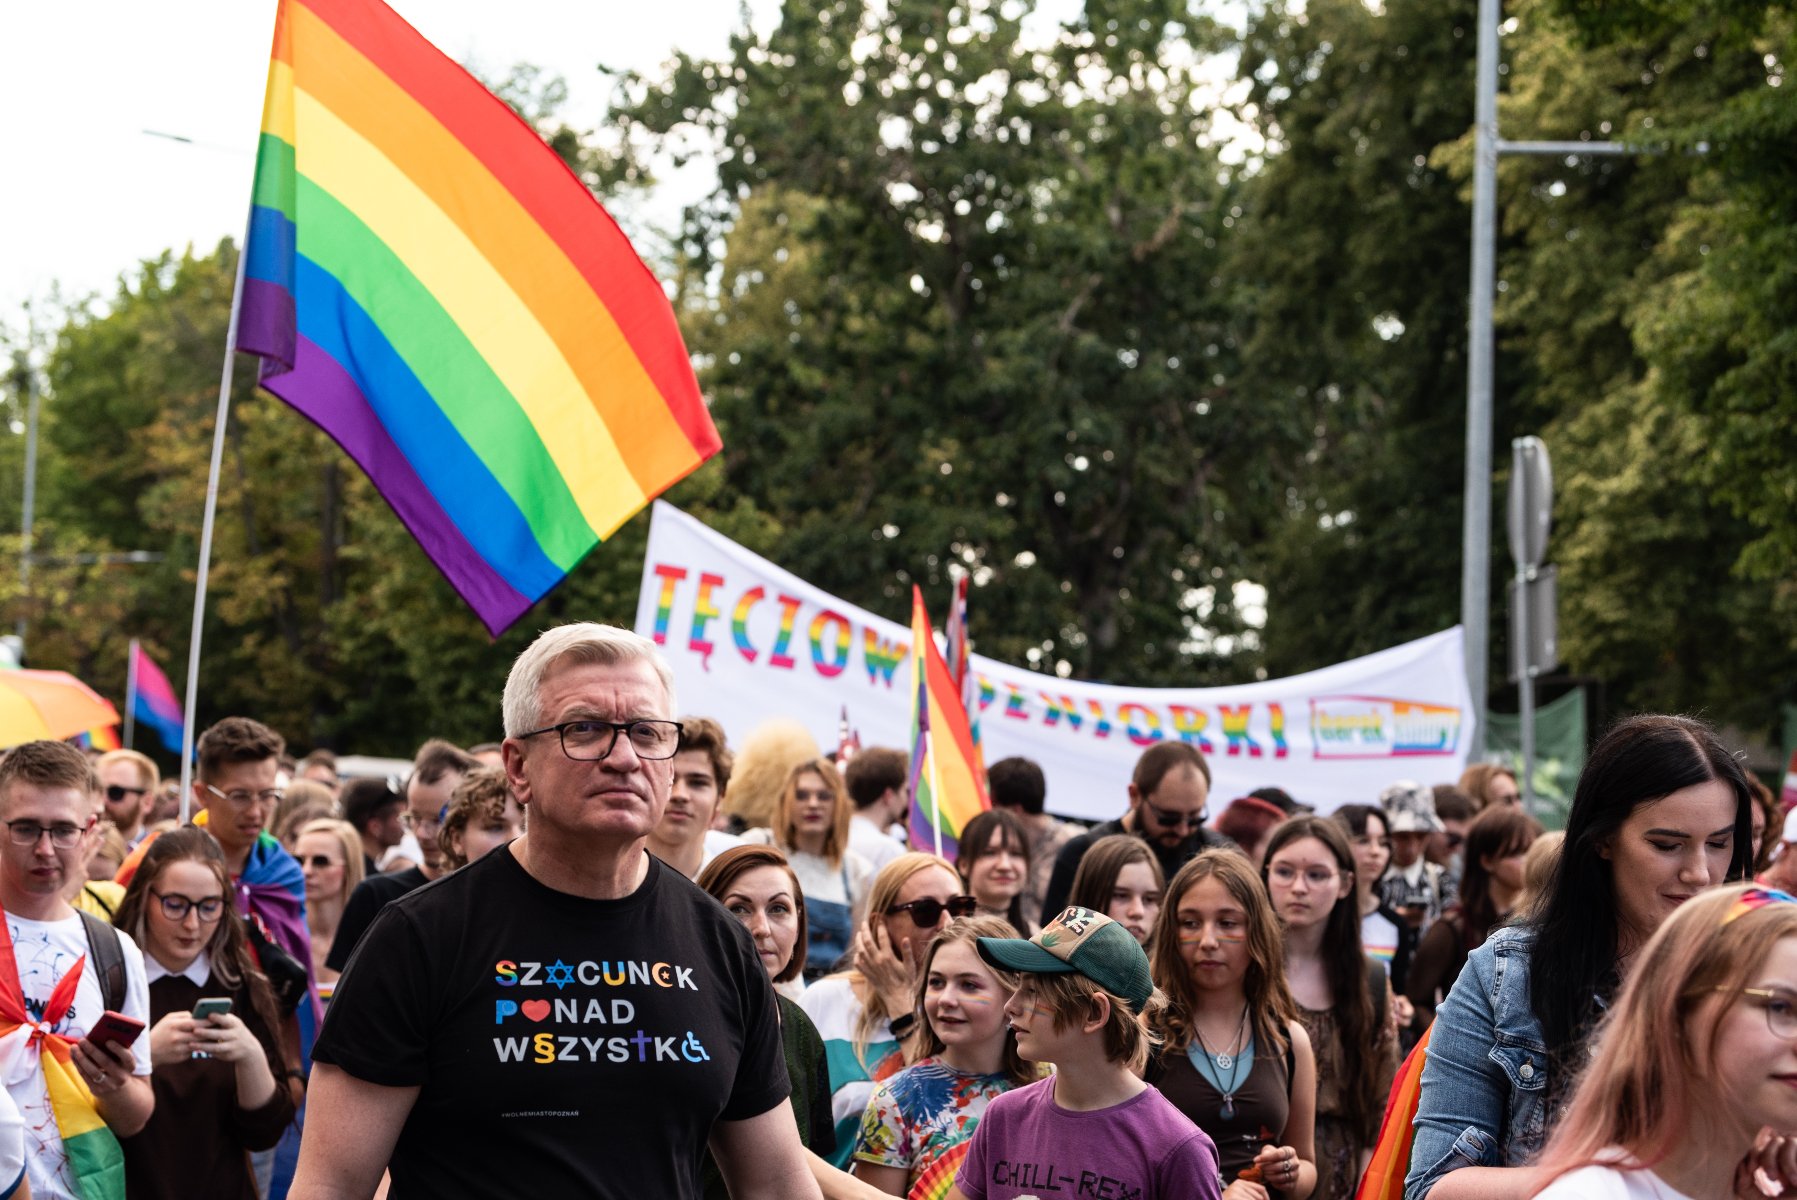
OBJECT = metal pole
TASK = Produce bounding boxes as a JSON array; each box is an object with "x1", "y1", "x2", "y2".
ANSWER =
[
  {"x1": 14, "y1": 344, "x2": 39, "y2": 656},
  {"x1": 124, "y1": 638, "x2": 140, "y2": 751},
  {"x1": 179, "y1": 229, "x2": 251, "y2": 822},
  {"x1": 1461, "y1": 0, "x2": 1502, "y2": 759},
  {"x1": 1514, "y1": 565, "x2": 1537, "y2": 812}
]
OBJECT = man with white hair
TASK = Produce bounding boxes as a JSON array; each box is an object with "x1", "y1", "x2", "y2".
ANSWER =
[{"x1": 293, "y1": 624, "x2": 819, "y2": 1199}]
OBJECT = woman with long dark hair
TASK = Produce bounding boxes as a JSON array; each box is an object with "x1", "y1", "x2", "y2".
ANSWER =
[
  {"x1": 1405, "y1": 714, "x2": 1755, "y2": 1200},
  {"x1": 114, "y1": 829, "x2": 295, "y2": 1200},
  {"x1": 954, "y1": 810, "x2": 1034, "y2": 935},
  {"x1": 1405, "y1": 807, "x2": 1540, "y2": 1029},
  {"x1": 1149, "y1": 850, "x2": 1318, "y2": 1200},
  {"x1": 1262, "y1": 818, "x2": 1396, "y2": 1200},
  {"x1": 1066, "y1": 833, "x2": 1166, "y2": 946}
]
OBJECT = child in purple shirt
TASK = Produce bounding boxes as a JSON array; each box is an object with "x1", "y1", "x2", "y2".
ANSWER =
[{"x1": 948, "y1": 907, "x2": 1222, "y2": 1200}]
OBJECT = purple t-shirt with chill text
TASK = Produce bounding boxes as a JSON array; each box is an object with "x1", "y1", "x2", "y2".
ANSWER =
[{"x1": 954, "y1": 1075, "x2": 1222, "y2": 1200}]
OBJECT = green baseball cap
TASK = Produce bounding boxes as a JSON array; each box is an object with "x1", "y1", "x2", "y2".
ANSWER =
[{"x1": 976, "y1": 906, "x2": 1155, "y2": 1013}]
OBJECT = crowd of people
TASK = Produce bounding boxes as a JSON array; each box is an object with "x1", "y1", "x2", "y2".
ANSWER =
[{"x1": 0, "y1": 621, "x2": 1792, "y2": 1199}]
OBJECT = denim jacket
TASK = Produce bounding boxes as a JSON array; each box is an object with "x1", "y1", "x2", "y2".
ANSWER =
[{"x1": 1404, "y1": 925, "x2": 1552, "y2": 1200}]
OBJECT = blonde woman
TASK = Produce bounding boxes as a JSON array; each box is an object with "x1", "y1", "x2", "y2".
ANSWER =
[
  {"x1": 293, "y1": 817, "x2": 364, "y2": 993},
  {"x1": 1530, "y1": 885, "x2": 1797, "y2": 1200},
  {"x1": 744, "y1": 759, "x2": 874, "y2": 980},
  {"x1": 798, "y1": 852, "x2": 972, "y2": 1168}
]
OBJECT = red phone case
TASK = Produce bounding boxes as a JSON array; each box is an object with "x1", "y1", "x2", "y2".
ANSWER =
[{"x1": 86, "y1": 1010, "x2": 146, "y2": 1050}]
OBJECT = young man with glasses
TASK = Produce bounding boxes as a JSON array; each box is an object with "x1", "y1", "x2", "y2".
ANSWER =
[
  {"x1": 297, "y1": 624, "x2": 819, "y2": 1200},
  {"x1": 325, "y1": 740, "x2": 478, "y2": 975},
  {"x1": 0, "y1": 740, "x2": 154, "y2": 1199},
  {"x1": 1038, "y1": 741, "x2": 1229, "y2": 927},
  {"x1": 96, "y1": 749, "x2": 159, "y2": 848},
  {"x1": 175, "y1": 716, "x2": 320, "y2": 1071}
]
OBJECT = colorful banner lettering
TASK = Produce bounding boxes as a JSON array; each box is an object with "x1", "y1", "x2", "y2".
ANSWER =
[{"x1": 634, "y1": 503, "x2": 1477, "y2": 820}]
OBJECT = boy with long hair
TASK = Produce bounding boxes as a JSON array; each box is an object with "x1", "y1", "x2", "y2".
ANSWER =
[{"x1": 945, "y1": 907, "x2": 1222, "y2": 1200}]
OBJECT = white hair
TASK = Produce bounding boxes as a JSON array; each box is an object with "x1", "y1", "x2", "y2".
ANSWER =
[{"x1": 500, "y1": 624, "x2": 677, "y2": 738}]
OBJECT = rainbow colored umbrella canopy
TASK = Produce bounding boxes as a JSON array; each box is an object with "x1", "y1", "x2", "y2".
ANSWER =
[{"x1": 0, "y1": 670, "x2": 121, "y2": 747}]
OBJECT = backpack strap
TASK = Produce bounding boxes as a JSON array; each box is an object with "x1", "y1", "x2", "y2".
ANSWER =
[{"x1": 78, "y1": 910, "x2": 127, "y2": 1015}]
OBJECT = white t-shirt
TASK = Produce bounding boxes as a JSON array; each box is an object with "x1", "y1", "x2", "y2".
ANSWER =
[
  {"x1": 1535, "y1": 1163, "x2": 1694, "y2": 1200},
  {"x1": 701, "y1": 828, "x2": 742, "y2": 870},
  {"x1": 0, "y1": 909, "x2": 152, "y2": 1200},
  {"x1": 848, "y1": 814, "x2": 906, "y2": 873},
  {"x1": 0, "y1": 1085, "x2": 23, "y2": 1199}
]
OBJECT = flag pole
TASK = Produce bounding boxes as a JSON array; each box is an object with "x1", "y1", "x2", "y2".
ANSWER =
[
  {"x1": 124, "y1": 639, "x2": 139, "y2": 751},
  {"x1": 179, "y1": 220, "x2": 252, "y2": 823},
  {"x1": 927, "y1": 726, "x2": 945, "y2": 861}
]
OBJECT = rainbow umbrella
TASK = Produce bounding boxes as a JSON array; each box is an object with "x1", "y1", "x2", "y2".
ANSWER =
[{"x1": 0, "y1": 670, "x2": 121, "y2": 747}]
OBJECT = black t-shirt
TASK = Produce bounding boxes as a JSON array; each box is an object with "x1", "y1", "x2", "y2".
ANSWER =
[
  {"x1": 314, "y1": 847, "x2": 790, "y2": 1198},
  {"x1": 325, "y1": 866, "x2": 428, "y2": 973}
]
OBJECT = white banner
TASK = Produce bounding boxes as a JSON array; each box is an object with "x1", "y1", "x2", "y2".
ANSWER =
[{"x1": 634, "y1": 502, "x2": 1476, "y2": 821}]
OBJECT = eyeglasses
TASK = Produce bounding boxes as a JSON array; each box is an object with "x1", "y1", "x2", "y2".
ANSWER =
[
  {"x1": 151, "y1": 891, "x2": 226, "y2": 922},
  {"x1": 203, "y1": 784, "x2": 284, "y2": 808},
  {"x1": 1268, "y1": 864, "x2": 1340, "y2": 889},
  {"x1": 516, "y1": 719, "x2": 684, "y2": 762},
  {"x1": 104, "y1": 784, "x2": 148, "y2": 804},
  {"x1": 301, "y1": 855, "x2": 341, "y2": 871},
  {"x1": 1143, "y1": 800, "x2": 1207, "y2": 831},
  {"x1": 5, "y1": 818, "x2": 95, "y2": 848},
  {"x1": 400, "y1": 805, "x2": 449, "y2": 833},
  {"x1": 887, "y1": 895, "x2": 980, "y2": 926},
  {"x1": 1736, "y1": 987, "x2": 1797, "y2": 1039}
]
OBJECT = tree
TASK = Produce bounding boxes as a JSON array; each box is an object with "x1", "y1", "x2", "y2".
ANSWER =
[{"x1": 607, "y1": 0, "x2": 1293, "y2": 684}]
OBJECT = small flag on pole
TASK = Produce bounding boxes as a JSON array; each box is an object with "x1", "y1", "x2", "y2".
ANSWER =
[
  {"x1": 235, "y1": 0, "x2": 721, "y2": 636},
  {"x1": 127, "y1": 641, "x2": 185, "y2": 755},
  {"x1": 942, "y1": 572, "x2": 983, "y2": 773},
  {"x1": 905, "y1": 586, "x2": 988, "y2": 861}
]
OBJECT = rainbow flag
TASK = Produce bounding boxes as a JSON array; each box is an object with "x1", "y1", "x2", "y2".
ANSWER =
[
  {"x1": 126, "y1": 640, "x2": 184, "y2": 755},
  {"x1": 77, "y1": 726, "x2": 122, "y2": 752},
  {"x1": 906, "y1": 586, "x2": 988, "y2": 860},
  {"x1": 1355, "y1": 1022, "x2": 1433, "y2": 1200},
  {"x1": 236, "y1": 0, "x2": 721, "y2": 636}
]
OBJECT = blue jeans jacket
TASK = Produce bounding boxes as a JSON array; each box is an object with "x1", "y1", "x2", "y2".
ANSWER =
[{"x1": 1404, "y1": 925, "x2": 1553, "y2": 1200}]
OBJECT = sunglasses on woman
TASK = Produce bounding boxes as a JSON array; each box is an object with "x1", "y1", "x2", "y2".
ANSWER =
[{"x1": 886, "y1": 895, "x2": 979, "y2": 925}]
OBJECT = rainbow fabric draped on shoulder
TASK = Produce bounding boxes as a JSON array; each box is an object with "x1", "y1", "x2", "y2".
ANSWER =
[{"x1": 236, "y1": 0, "x2": 721, "y2": 635}]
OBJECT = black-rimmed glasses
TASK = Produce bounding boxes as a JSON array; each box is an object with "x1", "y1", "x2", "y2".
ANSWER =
[
  {"x1": 516, "y1": 719, "x2": 683, "y2": 761},
  {"x1": 151, "y1": 891, "x2": 226, "y2": 923},
  {"x1": 887, "y1": 895, "x2": 980, "y2": 926},
  {"x1": 4, "y1": 818, "x2": 95, "y2": 848}
]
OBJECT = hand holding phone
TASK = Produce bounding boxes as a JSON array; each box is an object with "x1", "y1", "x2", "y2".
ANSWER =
[
  {"x1": 190, "y1": 998, "x2": 233, "y2": 1058},
  {"x1": 86, "y1": 1010, "x2": 145, "y2": 1053}
]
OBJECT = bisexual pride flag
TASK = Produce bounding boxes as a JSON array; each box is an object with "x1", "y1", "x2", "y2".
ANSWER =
[{"x1": 127, "y1": 640, "x2": 184, "y2": 755}]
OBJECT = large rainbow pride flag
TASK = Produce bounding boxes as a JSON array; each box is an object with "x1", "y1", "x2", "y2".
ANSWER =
[
  {"x1": 906, "y1": 586, "x2": 988, "y2": 860},
  {"x1": 236, "y1": 0, "x2": 721, "y2": 636}
]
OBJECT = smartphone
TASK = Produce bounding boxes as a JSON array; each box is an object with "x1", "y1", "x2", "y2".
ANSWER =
[
  {"x1": 85, "y1": 1010, "x2": 146, "y2": 1052},
  {"x1": 191, "y1": 998, "x2": 233, "y2": 1022}
]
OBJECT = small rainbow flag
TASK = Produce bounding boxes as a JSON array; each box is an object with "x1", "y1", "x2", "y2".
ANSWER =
[
  {"x1": 906, "y1": 586, "x2": 988, "y2": 861},
  {"x1": 126, "y1": 641, "x2": 184, "y2": 756},
  {"x1": 236, "y1": 0, "x2": 721, "y2": 636},
  {"x1": 77, "y1": 726, "x2": 122, "y2": 752}
]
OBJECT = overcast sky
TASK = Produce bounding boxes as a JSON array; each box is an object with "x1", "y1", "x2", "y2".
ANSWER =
[{"x1": 0, "y1": 0, "x2": 779, "y2": 339}]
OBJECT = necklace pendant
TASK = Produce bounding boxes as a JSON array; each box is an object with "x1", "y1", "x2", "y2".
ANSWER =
[
  {"x1": 1220, "y1": 1095, "x2": 1236, "y2": 1121},
  {"x1": 1215, "y1": 1053, "x2": 1233, "y2": 1070}
]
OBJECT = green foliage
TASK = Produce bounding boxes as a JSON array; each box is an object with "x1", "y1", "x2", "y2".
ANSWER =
[{"x1": 609, "y1": 0, "x2": 1288, "y2": 683}]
